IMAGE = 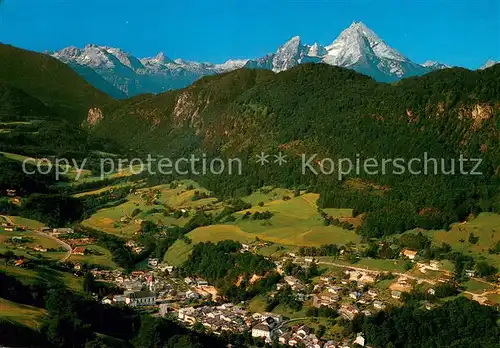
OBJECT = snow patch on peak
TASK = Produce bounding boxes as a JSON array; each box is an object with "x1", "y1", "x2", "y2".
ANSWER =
[
  {"x1": 480, "y1": 59, "x2": 498, "y2": 70},
  {"x1": 214, "y1": 59, "x2": 249, "y2": 72},
  {"x1": 154, "y1": 52, "x2": 170, "y2": 63},
  {"x1": 422, "y1": 60, "x2": 450, "y2": 69},
  {"x1": 308, "y1": 43, "x2": 327, "y2": 57},
  {"x1": 272, "y1": 36, "x2": 310, "y2": 72}
]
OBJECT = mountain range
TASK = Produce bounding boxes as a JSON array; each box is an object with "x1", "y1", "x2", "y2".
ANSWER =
[{"x1": 51, "y1": 22, "x2": 471, "y2": 98}]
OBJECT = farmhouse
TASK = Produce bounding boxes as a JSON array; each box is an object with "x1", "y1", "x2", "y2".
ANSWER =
[
  {"x1": 72, "y1": 247, "x2": 86, "y2": 255},
  {"x1": 353, "y1": 333, "x2": 365, "y2": 347},
  {"x1": 465, "y1": 269, "x2": 475, "y2": 277},
  {"x1": 401, "y1": 248, "x2": 418, "y2": 260}
]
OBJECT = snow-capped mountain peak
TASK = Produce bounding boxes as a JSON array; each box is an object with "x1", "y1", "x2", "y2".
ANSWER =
[
  {"x1": 153, "y1": 52, "x2": 170, "y2": 63},
  {"x1": 52, "y1": 22, "x2": 453, "y2": 97},
  {"x1": 422, "y1": 60, "x2": 450, "y2": 69},
  {"x1": 272, "y1": 36, "x2": 311, "y2": 72},
  {"x1": 324, "y1": 21, "x2": 406, "y2": 67},
  {"x1": 214, "y1": 59, "x2": 249, "y2": 72},
  {"x1": 480, "y1": 59, "x2": 498, "y2": 70},
  {"x1": 307, "y1": 43, "x2": 327, "y2": 57}
]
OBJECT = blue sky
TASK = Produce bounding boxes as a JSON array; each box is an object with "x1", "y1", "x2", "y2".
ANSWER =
[{"x1": 0, "y1": 0, "x2": 498, "y2": 68}]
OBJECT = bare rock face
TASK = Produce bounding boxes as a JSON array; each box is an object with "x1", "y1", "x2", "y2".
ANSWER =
[
  {"x1": 172, "y1": 91, "x2": 210, "y2": 132},
  {"x1": 86, "y1": 107, "x2": 104, "y2": 127}
]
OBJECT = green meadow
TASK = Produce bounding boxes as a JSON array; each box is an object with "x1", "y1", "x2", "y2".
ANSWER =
[
  {"x1": 0, "y1": 298, "x2": 47, "y2": 330},
  {"x1": 165, "y1": 192, "x2": 359, "y2": 266}
]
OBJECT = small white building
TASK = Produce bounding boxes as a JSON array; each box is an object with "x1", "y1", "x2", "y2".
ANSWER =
[
  {"x1": 353, "y1": 333, "x2": 365, "y2": 347},
  {"x1": 401, "y1": 248, "x2": 418, "y2": 260},
  {"x1": 465, "y1": 269, "x2": 475, "y2": 277},
  {"x1": 391, "y1": 290, "x2": 402, "y2": 299}
]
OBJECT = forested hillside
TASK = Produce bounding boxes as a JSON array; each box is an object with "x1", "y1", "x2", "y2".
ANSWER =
[
  {"x1": 90, "y1": 63, "x2": 500, "y2": 236},
  {"x1": 0, "y1": 43, "x2": 115, "y2": 122}
]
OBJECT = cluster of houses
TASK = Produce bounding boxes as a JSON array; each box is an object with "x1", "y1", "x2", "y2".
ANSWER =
[
  {"x1": 278, "y1": 266, "x2": 390, "y2": 321},
  {"x1": 278, "y1": 326, "x2": 368, "y2": 348},
  {"x1": 96, "y1": 260, "x2": 222, "y2": 310},
  {"x1": 125, "y1": 240, "x2": 145, "y2": 254},
  {"x1": 177, "y1": 303, "x2": 254, "y2": 334},
  {"x1": 251, "y1": 315, "x2": 371, "y2": 348}
]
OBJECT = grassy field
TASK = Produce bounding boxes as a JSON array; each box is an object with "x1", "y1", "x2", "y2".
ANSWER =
[
  {"x1": 412, "y1": 212, "x2": 500, "y2": 265},
  {"x1": 0, "y1": 227, "x2": 65, "y2": 261},
  {"x1": 271, "y1": 303, "x2": 310, "y2": 319},
  {"x1": 0, "y1": 264, "x2": 83, "y2": 293},
  {"x1": 7, "y1": 216, "x2": 45, "y2": 229},
  {"x1": 463, "y1": 279, "x2": 495, "y2": 294},
  {"x1": 247, "y1": 295, "x2": 268, "y2": 313},
  {"x1": 67, "y1": 244, "x2": 118, "y2": 269},
  {"x1": 164, "y1": 192, "x2": 359, "y2": 266},
  {"x1": 487, "y1": 293, "x2": 500, "y2": 304},
  {"x1": 164, "y1": 225, "x2": 256, "y2": 266},
  {"x1": 73, "y1": 182, "x2": 134, "y2": 198},
  {"x1": 233, "y1": 193, "x2": 360, "y2": 246},
  {"x1": 241, "y1": 187, "x2": 298, "y2": 206},
  {"x1": 81, "y1": 180, "x2": 219, "y2": 237},
  {"x1": 0, "y1": 298, "x2": 47, "y2": 330},
  {"x1": 315, "y1": 257, "x2": 407, "y2": 273}
]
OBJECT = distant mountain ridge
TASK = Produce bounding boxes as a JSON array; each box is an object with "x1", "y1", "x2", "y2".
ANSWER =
[
  {"x1": 52, "y1": 44, "x2": 248, "y2": 98},
  {"x1": 52, "y1": 21, "x2": 492, "y2": 97}
]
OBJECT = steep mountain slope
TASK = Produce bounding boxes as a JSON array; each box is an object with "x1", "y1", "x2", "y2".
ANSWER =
[
  {"x1": 0, "y1": 43, "x2": 115, "y2": 121},
  {"x1": 52, "y1": 22, "x2": 450, "y2": 96},
  {"x1": 0, "y1": 44, "x2": 121, "y2": 156},
  {"x1": 0, "y1": 81, "x2": 53, "y2": 121},
  {"x1": 64, "y1": 61, "x2": 127, "y2": 99},
  {"x1": 93, "y1": 63, "x2": 500, "y2": 158},
  {"x1": 90, "y1": 63, "x2": 500, "y2": 236}
]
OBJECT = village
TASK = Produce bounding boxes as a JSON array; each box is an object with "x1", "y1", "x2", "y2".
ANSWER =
[
  {"x1": 2, "y1": 214, "x2": 499, "y2": 347},
  {"x1": 66, "y1": 245, "x2": 477, "y2": 348}
]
